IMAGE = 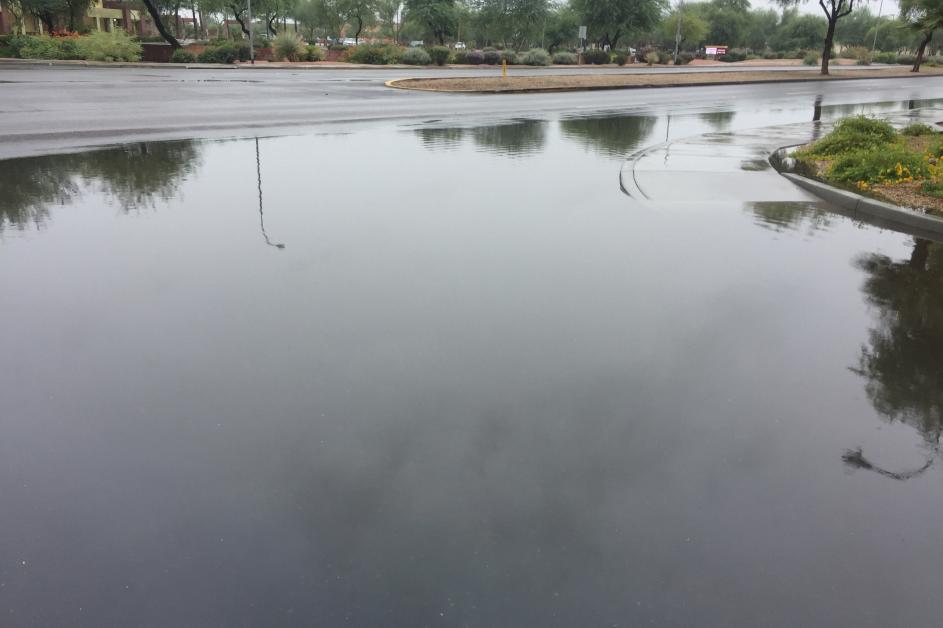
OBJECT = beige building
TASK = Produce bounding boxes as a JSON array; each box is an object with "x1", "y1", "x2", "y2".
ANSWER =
[{"x1": 0, "y1": 1, "x2": 155, "y2": 36}]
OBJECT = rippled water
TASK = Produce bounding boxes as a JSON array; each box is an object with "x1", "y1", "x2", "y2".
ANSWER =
[{"x1": 2, "y1": 101, "x2": 942, "y2": 627}]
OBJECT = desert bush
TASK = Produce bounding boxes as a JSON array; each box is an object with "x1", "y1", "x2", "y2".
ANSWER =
[
  {"x1": 806, "y1": 116, "x2": 896, "y2": 157},
  {"x1": 657, "y1": 50, "x2": 671, "y2": 64},
  {"x1": 520, "y1": 48, "x2": 550, "y2": 66},
  {"x1": 273, "y1": 33, "x2": 305, "y2": 61},
  {"x1": 328, "y1": 43, "x2": 348, "y2": 51},
  {"x1": 717, "y1": 49, "x2": 746, "y2": 62},
  {"x1": 464, "y1": 50, "x2": 484, "y2": 64},
  {"x1": 483, "y1": 49, "x2": 501, "y2": 64},
  {"x1": 613, "y1": 51, "x2": 629, "y2": 66},
  {"x1": 401, "y1": 46, "x2": 431, "y2": 65},
  {"x1": 428, "y1": 45, "x2": 450, "y2": 65},
  {"x1": 74, "y1": 30, "x2": 141, "y2": 61},
  {"x1": 896, "y1": 54, "x2": 917, "y2": 65},
  {"x1": 552, "y1": 51, "x2": 578, "y2": 64},
  {"x1": 583, "y1": 49, "x2": 610, "y2": 64},
  {"x1": 678, "y1": 51, "x2": 694, "y2": 64},
  {"x1": 901, "y1": 122, "x2": 935, "y2": 136},
  {"x1": 170, "y1": 48, "x2": 196, "y2": 63},
  {"x1": 304, "y1": 45, "x2": 322, "y2": 61},
  {"x1": 500, "y1": 50, "x2": 517, "y2": 64},
  {"x1": 19, "y1": 36, "x2": 66, "y2": 59},
  {"x1": 451, "y1": 50, "x2": 468, "y2": 64},
  {"x1": 802, "y1": 52, "x2": 818, "y2": 65},
  {"x1": 872, "y1": 51, "x2": 895, "y2": 64},
  {"x1": 198, "y1": 43, "x2": 239, "y2": 64},
  {"x1": 828, "y1": 146, "x2": 928, "y2": 184},
  {"x1": 348, "y1": 44, "x2": 402, "y2": 64}
]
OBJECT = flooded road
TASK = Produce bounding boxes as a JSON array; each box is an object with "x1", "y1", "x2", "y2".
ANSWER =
[{"x1": 2, "y1": 96, "x2": 943, "y2": 627}]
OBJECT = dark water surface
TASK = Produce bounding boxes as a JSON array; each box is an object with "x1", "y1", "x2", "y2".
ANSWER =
[{"x1": 2, "y1": 101, "x2": 943, "y2": 627}]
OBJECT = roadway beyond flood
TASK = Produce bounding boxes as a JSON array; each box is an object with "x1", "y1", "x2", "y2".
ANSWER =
[
  {"x1": 0, "y1": 63, "x2": 941, "y2": 158},
  {"x1": 3, "y1": 65, "x2": 943, "y2": 628}
]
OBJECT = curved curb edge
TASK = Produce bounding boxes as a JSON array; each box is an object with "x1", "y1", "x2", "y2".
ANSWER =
[{"x1": 780, "y1": 171, "x2": 943, "y2": 234}]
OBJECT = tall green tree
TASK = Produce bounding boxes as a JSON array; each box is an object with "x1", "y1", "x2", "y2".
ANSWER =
[
  {"x1": 571, "y1": 0, "x2": 666, "y2": 49},
  {"x1": 404, "y1": 0, "x2": 455, "y2": 44},
  {"x1": 778, "y1": 0, "x2": 858, "y2": 74}
]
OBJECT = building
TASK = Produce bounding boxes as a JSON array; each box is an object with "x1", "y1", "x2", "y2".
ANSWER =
[{"x1": 0, "y1": 1, "x2": 156, "y2": 36}]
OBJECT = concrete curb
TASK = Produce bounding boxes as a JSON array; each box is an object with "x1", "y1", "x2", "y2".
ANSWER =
[
  {"x1": 385, "y1": 71, "x2": 943, "y2": 93},
  {"x1": 781, "y1": 172, "x2": 943, "y2": 234}
]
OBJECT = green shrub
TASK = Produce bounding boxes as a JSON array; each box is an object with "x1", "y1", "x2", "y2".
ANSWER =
[
  {"x1": 74, "y1": 30, "x2": 141, "y2": 62},
  {"x1": 802, "y1": 52, "x2": 818, "y2": 66},
  {"x1": 678, "y1": 51, "x2": 694, "y2": 64},
  {"x1": 451, "y1": 50, "x2": 468, "y2": 64},
  {"x1": 401, "y1": 46, "x2": 431, "y2": 65},
  {"x1": 552, "y1": 51, "x2": 578, "y2": 64},
  {"x1": 428, "y1": 45, "x2": 450, "y2": 65},
  {"x1": 897, "y1": 54, "x2": 916, "y2": 65},
  {"x1": 718, "y1": 49, "x2": 746, "y2": 62},
  {"x1": 328, "y1": 43, "x2": 348, "y2": 51},
  {"x1": 520, "y1": 48, "x2": 550, "y2": 66},
  {"x1": 583, "y1": 49, "x2": 610, "y2": 64},
  {"x1": 273, "y1": 33, "x2": 305, "y2": 61},
  {"x1": 348, "y1": 44, "x2": 402, "y2": 64},
  {"x1": 613, "y1": 51, "x2": 628, "y2": 66},
  {"x1": 57, "y1": 38, "x2": 83, "y2": 60},
  {"x1": 828, "y1": 146, "x2": 928, "y2": 184},
  {"x1": 657, "y1": 50, "x2": 671, "y2": 64},
  {"x1": 20, "y1": 36, "x2": 65, "y2": 60},
  {"x1": 500, "y1": 50, "x2": 517, "y2": 64},
  {"x1": 170, "y1": 48, "x2": 196, "y2": 63},
  {"x1": 304, "y1": 45, "x2": 322, "y2": 61},
  {"x1": 464, "y1": 50, "x2": 484, "y2": 64},
  {"x1": 901, "y1": 122, "x2": 935, "y2": 136},
  {"x1": 873, "y1": 51, "x2": 896, "y2": 64},
  {"x1": 198, "y1": 43, "x2": 239, "y2": 64},
  {"x1": 807, "y1": 116, "x2": 896, "y2": 157},
  {"x1": 483, "y1": 49, "x2": 501, "y2": 64}
]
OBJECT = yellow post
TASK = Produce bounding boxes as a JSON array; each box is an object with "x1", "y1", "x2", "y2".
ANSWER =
[{"x1": 502, "y1": 58, "x2": 507, "y2": 78}]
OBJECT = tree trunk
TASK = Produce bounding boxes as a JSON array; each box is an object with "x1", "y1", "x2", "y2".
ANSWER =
[
  {"x1": 36, "y1": 12, "x2": 55, "y2": 33},
  {"x1": 140, "y1": 0, "x2": 181, "y2": 47},
  {"x1": 267, "y1": 14, "x2": 277, "y2": 36},
  {"x1": 821, "y1": 17, "x2": 836, "y2": 75},
  {"x1": 354, "y1": 16, "x2": 363, "y2": 43},
  {"x1": 230, "y1": 6, "x2": 250, "y2": 37},
  {"x1": 913, "y1": 30, "x2": 933, "y2": 72},
  {"x1": 909, "y1": 239, "x2": 930, "y2": 271},
  {"x1": 174, "y1": 4, "x2": 181, "y2": 38}
]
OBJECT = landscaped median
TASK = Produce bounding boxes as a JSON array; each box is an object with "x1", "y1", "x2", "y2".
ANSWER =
[
  {"x1": 790, "y1": 116, "x2": 943, "y2": 214},
  {"x1": 386, "y1": 66, "x2": 943, "y2": 93}
]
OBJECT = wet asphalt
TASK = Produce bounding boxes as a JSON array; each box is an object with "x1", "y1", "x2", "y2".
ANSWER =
[{"x1": 0, "y1": 63, "x2": 942, "y2": 159}]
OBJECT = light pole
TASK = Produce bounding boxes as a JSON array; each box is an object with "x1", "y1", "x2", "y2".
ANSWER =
[
  {"x1": 674, "y1": 0, "x2": 684, "y2": 65},
  {"x1": 247, "y1": 0, "x2": 255, "y2": 64},
  {"x1": 869, "y1": 0, "x2": 884, "y2": 64}
]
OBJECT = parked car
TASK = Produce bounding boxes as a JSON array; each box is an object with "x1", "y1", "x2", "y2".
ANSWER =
[
  {"x1": 454, "y1": 42, "x2": 466, "y2": 50},
  {"x1": 342, "y1": 38, "x2": 357, "y2": 46},
  {"x1": 409, "y1": 40, "x2": 424, "y2": 47}
]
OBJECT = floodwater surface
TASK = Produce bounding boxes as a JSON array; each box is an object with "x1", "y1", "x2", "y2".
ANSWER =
[{"x1": 1, "y1": 99, "x2": 943, "y2": 628}]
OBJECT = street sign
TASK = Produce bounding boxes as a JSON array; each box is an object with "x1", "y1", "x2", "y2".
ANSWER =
[
  {"x1": 578, "y1": 26, "x2": 587, "y2": 40},
  {"x1": 705, "y1": 46, "x2": 727, "y2": 56}
]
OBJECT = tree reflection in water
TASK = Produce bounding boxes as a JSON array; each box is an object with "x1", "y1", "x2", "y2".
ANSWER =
[
  {"x1": 559, "y1": 114, "x2": 658, "y2": 158},
  {"x1": 847, "y1": 238, "x2": 943, "y2": 479},
  {"x1": 414, "y1": 120, "x2": 547, "y2": 157},
  {"x1": 0, "y1": 141, "x2": 201, "y2": 232}
]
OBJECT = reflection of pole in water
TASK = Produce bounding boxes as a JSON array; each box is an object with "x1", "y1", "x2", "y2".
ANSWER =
[
  {"x1": 813, "y1": 95, "x2": 822, "y2": 122},
  {"x1": 256, "y1": 137, "x2": 285, "y2": 250},
  {"x1": 842, "y1": 445, "x2": 938, "y2": 481}
]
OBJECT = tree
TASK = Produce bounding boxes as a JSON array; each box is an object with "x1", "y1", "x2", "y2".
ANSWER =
[
  {"x1": 377, "y1": 0, "x2": 404, "y2": 42},
  {"x1": 404, "y1": 0, "x2": 456, "y2": 44},
  {"x1": 571, "y1": 0, "x2": 666, "y2": 50},
  {"x1": 657, "y1": 7, "x2": 708, "y2": 50},
  {"x1": 339, "y1": 0, "x2": 378, "y2": 42},
  {"x1": 768, "y1": 9, "x2": 827, "y2": 51},
  {"x1": 140, "y1": 0, "x2": 182, "y2": 47},
  {"x1": 542, "y1": 3, "x2": 579, "y2": 52},
  {"x1": 474, "y1": 0, "x2": 548, "y2": 49},
  {"x1": 901, "y1": 0, "x2": 943, "y2": 71},
  {"x1": 743, "y1": 9, "x2": 779, "y2": 51},
  {"x1": 778, "y1": 0, "x2": 857, "y2": 75}
]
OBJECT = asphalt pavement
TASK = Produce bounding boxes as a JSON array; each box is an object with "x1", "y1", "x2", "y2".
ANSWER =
[{"x1": 1, "y1": 63, "x2": 943, "y2": 159}]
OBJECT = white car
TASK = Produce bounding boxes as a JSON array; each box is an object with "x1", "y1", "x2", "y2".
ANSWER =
[
  {"x1": 454, "y1": 42, "x2": 466, "y2": 50},
  {"x1": 409, "y1": 40, "x2": 424, "y2": 47},
  {"x1": 342, "y1": 38, "x2": 357, "y2": 46}
]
